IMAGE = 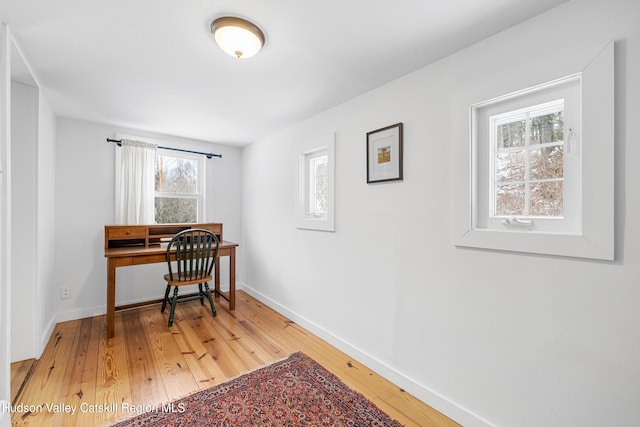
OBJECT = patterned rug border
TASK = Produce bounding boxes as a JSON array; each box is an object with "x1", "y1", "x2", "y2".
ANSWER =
[{"x1": 111, "y1": 351, "x2": 402, "y2": 426}]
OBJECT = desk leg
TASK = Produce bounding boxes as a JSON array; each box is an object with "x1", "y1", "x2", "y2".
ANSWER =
[
  {"x1": 229, "y1": 246, "x2": 236, "y2": 310},
  {"x1": 107, "y1": 258, "x2": 116, "y2": 339},
  {"x1": 214, "y1": 256, "x2": 220, "y2": 298}
]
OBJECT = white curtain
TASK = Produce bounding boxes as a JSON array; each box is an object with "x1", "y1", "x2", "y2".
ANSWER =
[{"x1": 116, "y1": 139, "x2": 157, "y2": 225}]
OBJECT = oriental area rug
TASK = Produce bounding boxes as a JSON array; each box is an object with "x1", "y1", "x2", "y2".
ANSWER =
[{"x1": 112, "y1": 352, "x2": 402, "y2": 426}]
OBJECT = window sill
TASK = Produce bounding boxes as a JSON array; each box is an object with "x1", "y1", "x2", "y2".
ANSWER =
[{"x1": 454, "y1": 227, "x2": 613, "y2": 260}]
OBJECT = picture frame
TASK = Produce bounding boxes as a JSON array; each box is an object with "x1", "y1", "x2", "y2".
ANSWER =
[{"x1": 366, "y1": 122, "x2": 403, "y2": 183}]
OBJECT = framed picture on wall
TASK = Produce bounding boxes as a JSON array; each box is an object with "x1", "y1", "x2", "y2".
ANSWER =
[{"x1": 366, "y1": 122, "x2": 403, "y2": 183}]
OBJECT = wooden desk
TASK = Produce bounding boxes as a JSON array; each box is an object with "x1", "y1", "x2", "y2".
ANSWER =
[{"x1": 104, "y1": 223, "x2": 237, "y2": 338}]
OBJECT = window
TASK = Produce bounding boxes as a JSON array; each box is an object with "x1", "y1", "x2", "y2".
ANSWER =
[
  {"x1": 453, "y1": 41, "x2": 614, "y2": 260},
  {"x1": 115, "y1": 136, "x2": 205, "y2": 225},
  {"x1": 296, "y1": 134, "x2": 335, "y2": 231},
  {"x1": 155, "y1": 150, "x2": 204, "y2": 223},
  {"x1": 303, "y1": 149, "x2": 329, "y2": 219},
  {"x1": 492, "y1": 100, "x2": 565, "y2": 218},
  {"x1": 473, "y1": 75, "x2": 581, "y2": 235}
]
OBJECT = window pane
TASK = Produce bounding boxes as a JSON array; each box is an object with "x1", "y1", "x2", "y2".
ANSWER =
[
  {"x1": 496, "y1": 184, "x2": 525, "y2": 216},
  {"x1": 530, "y1": 145, "x2": 563, "y2": 180},
  {"x1": 530, "y1": 110, "x2": 564, "y2": 145},
  {"x1": 155, "y1": 197, "x2": 197, "y2": 223},
  {"x1": 496, "y1": 118, "x2": 526, "y2": 149},
  {"x1": 309, "y1": 155, "x2": 328, "y2": 214},
  {"x1": 530, "y1": 182, "x2": 563, "y2": 216},
  {"x1": 496, "y1": 151, "x2": 525, "y2": 182},
  {"x1": 156, "y1": 156, "x2": 197, "y2": 194}
]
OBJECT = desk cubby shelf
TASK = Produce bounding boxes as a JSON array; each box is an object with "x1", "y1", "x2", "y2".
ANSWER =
[{"x1": 104, "y1": 223, "x2": 223, "y2": 249}]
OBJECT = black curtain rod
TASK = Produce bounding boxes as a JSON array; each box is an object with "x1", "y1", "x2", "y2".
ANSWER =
[{"x1": 106, "y1": 138, "x2": 222, "y2": 159}]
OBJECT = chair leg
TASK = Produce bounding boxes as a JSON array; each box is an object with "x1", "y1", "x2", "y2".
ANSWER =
[
  {"x1": 168, "y1": 287, "x2": 179, "y2": 327},
  {"x1": 204, "y1": 282, "x2": 216, "y2": 317},
  {"x1": 198, "y1": 283, "x2": 205, "y2": 305},
  {"x1": 161, "y1": 284, "x2": 171, "y2": 312}
]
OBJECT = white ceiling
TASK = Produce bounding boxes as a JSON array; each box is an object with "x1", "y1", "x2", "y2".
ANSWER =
[{"x1": 0, "y1": 0, "x2": 568, "y2": 146}]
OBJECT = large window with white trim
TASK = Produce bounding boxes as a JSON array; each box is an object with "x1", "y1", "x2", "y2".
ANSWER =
[{"x1": 155, "y1": 150, "x2": 204, "y2": 223}]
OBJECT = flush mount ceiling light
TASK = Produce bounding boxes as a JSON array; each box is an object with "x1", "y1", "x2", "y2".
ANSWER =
[{"x1": 210, "y1": 16, "x2": 265, "y2": 59}]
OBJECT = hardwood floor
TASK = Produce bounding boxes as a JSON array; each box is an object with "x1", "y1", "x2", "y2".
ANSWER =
[
  {"x1": 10, "y1": 358, "x2": 36, "y2": 405},
  {"x1": 11, "y1": 291, "x2": 459, "y2": 426}
]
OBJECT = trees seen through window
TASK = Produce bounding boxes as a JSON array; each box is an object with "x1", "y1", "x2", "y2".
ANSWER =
[{"x1": 155, "y1": 153, "x2": 201, "y2": 223}]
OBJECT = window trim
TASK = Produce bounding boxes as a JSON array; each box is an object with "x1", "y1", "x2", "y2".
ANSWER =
[
  {"x1": 295, "y1": 133, "x2": 335, "y2": 232},
  {"x1": 453, "y1": 41, "x2": 614, "y2": 260}
]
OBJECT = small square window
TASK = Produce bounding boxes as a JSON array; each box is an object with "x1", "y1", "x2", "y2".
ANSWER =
[
  {"x1": 453, "y1": 41, "x2": 614, "y2": 260},
  {"x1": 474, "y1": 75, "x2": 581, "y2": 234}
]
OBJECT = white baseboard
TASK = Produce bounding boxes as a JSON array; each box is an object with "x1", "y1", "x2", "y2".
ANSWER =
[
  {"x1": 55, "y1": 284, "x2": 235, "y2": 324},
  {"x1": 241, "y1": 284, "x2": 494, "y2": 427},
  {"x1": 56, "y1": 306, "x2": 106, "y2": 323}
]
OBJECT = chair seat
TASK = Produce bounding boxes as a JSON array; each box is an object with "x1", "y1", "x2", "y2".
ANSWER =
[{"x1": 164, "y1": 272, "x2": 212, "y2": 286}]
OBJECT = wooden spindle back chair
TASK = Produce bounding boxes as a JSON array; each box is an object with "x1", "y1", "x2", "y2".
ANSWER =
[{"x1": 161, "y1": 229, "x2": 219, "y2": 326}]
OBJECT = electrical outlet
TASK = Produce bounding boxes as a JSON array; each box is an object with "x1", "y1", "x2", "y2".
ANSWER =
[{"x1": 60, "y1": 287, "x2": 71, "y2": 299}]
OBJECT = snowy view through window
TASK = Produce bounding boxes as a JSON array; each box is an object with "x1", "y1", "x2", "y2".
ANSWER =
[
  {"x1": 309, "y1": 154, "x2": 328, "y2": 215},
  {"x1": 155, "y1": 154, "x2": 199, "y2": 223},
  {"x1": 493, "y1": 101, "x2": 565, "y2": 218}
]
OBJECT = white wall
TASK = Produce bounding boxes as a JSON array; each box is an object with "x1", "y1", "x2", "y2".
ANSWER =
[
  {"x1": 10, "y1": 81, "x2": 37, "y2": 362},
  {"x1": 54, "y1": 117, "x2": 243, "y2": 321},
  {"x1": 241, "y1": 0, "x2": 640, "y2": 425},
  {"x1": 0, "y1": 20, "x2": 12, "y2": 405},
  {"x1": 8, "y1": 40, "x2": 57, "y2": 362},
  {"x1": 36, "y1": 92, "x2": 56, "y2": 354}
]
